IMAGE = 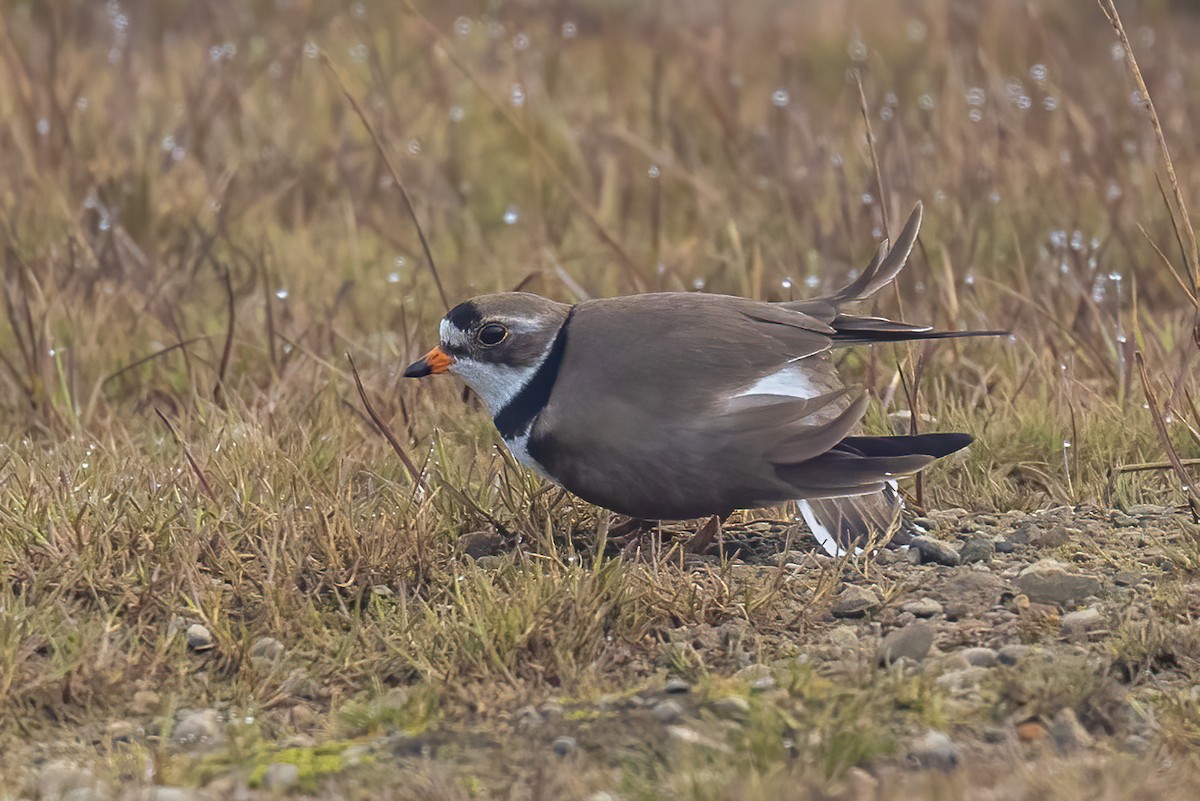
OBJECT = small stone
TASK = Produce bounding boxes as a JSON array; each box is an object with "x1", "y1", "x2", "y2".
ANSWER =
[
  {"x1": 1061, "y1": 606, "x2": 1103, "y2": 636},
  {"x1": 878, "y1": 622, "x2": 935, "y2": 664},
  {"x1": 664, "y1": 677, "x2": 691, "y2": 694},
  {"x1": 1113, "y1": 571, "x2": 1142, "y2": 587},
  {"x1": 540, "y1": 701, "x2": 564, "y2": 719},
  {"x1": 995, "y1": 541, "x2": 1015, "y2": 554},
  {"x1": 460, "y1": 530, "x2": 504, "y2": 558},
  {"x1": 147, "y1": 789, "x2": 196, "y2": 801},
  {"x1": 908, "y1": 730, "x2": 959, "y2": 771},
  {"x1": 38, "y1": 760, "x2": 95, "y2": 799},
  {"x1": 959, "y1": 647, "x2": 998, "y2": 668},
  {"x1": 552, "y1": 735, "x2": 578, "y2": 757},
  {"x1": 1048, "y1": 708, "x2": 1092, "y2": 752},
  {"x1": 960, "y1": 538, "x2": 995, "y2": 564},
  {"x1": 935, "y1": 666, "x2": 990, "y2": 693},
  {"x1": 711, "y1": 695, "x2": 751, "y2": 720},
  {"x1": 1016, "y1": 719, "x2": 1048, "y2": 742},
  {"x1": 847, "y1": 766, "x2": 879, "y2": 799},
  {"x1": 172, "y1": 709, "x2": 225, "y2": 750},
  {"x1": 910, "y1": 536, "x2": 961, "y2": 567},
  {"x1": 250, "y1": 636, "x2": 285, "y2": 662},
  {"x1": 652, "y1": 699, "x2": 684, "y2": 723},
  {"x1": 185, "y1": 623, "x2": 214, "y2": 652},
  {"x1": 131, "y1": 689, "x2": 161, "y2": 714},
  {"x1": 828, "y1": 625, "x2": 860, "y2": 650},
  {"x1": 901, "y1": 598, "x2": 944, "y2": 618},
  {"x1": 516, "y1": 705, "x2": 543, "y2": 726},
  {"x1": 831, "y1": 586, "x2": 882, "y2": 618},
  {"x1": 263, "y1": 762, "x2": 300, "y2": 792},
  {"x1": 1121, "y1": 734, "x2": 1151, "y2": 754},
  {"x1": 997, "y1": 644, "x2": 1031, "y2": 666},
  {"x1": 749, "y1": 675, "x2": 775, "y2": 693},
  {"x1": 1014, "y1": 560, "x2": 1102, "y2": 606}
]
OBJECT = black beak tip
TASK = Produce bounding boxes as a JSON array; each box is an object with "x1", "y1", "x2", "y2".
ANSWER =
[{"x1": 403, "y1": 359, "x2": 431, "y2": 378}]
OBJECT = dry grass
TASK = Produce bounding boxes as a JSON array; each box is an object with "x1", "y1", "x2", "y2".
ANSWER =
[{"x1": 2, "y1": 0, "x2": 1200, "y2": 798}]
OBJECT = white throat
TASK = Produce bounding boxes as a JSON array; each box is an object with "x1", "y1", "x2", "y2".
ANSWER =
[
  {"x1": 440, "y1": 318, "x2": 554, "y2": 418},
  {"x1": 450, "y1": 356, "x2": 544, "y2": 417}
]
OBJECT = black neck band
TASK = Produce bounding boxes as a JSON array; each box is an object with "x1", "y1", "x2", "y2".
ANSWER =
[{"x1": 494, "y1": 307, "x2": 575, "y2": 439}]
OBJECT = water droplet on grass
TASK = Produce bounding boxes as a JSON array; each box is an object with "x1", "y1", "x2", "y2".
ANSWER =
[
  {"x1": 36, "y1": 118, "x2": 49, "y2": 136},
  {"x1": 510, "y1": 83, "x2": 526, "y2": 107},
  {"x1": 449, "y1": 105, "x2": 464, "y2": 122},
  {"x1": 918, "y1": 94, "x2": 935, "y2": 110},
  {"x1": 966, "y1": 87, "x2": 985, "y2": 106},
  {"x1": 303, "y1": 42, "x2": 319, "y2": 59},
  {"x1": 503, "y1": 206, "x2": 520, "y2": 225},
  {"x1": 1030, "y1": 64, "x2": 1047, "y2": 82},
  {"x1": 772, "y1": 88, "x2": 790, "y2": 107},
  {"x1": 350, "y1": 43, "x2": 368, "y2": 63},
  {"x1": 454, "y1": 16, "x2": 472, "y2": 36},
  {"x1": 1042, "y1": 96, "x2": 1059, "y2": 111},
  {"x1": 647, "y1": 164, "x2": 660, "y2": 179},
  {"x1": 562, "y1": 21, "x2": 577, "y2": 38},
  {"x1": 513, "y1": 32, "x2": 529, "y2": 50},
  {"x1": 692, "y1": 277, "x2": 706, "y2": 290},
  {"x1": 275, "y1": 289, "x2": 289, "y2": 300}
]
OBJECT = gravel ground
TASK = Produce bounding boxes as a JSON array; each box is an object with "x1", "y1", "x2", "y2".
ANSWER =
[{"x1": 13, "y1": 504, "x2": 1200, "y2": 801}]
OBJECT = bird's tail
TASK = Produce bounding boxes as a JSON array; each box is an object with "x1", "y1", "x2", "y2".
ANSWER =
[{"x1": 785, "y1": 432, "x2": 972, "y2": 557}]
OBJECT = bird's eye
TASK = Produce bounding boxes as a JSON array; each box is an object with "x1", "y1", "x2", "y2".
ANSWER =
[{"x1": 477, "y1": 323, "x2": 508, "y2": 347}]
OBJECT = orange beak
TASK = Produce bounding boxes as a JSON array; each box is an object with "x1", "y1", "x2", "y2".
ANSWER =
[{"x1": 403, "y1": 346, "x2": 454, "y2": 378}]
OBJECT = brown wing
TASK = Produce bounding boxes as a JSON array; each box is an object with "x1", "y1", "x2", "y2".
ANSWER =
[{"x1": 528, "y1": 293, "x2": 860, "y2": 519}]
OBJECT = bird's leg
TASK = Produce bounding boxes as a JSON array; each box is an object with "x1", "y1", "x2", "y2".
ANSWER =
[
  {"x1": 607, "y1": 516, "x2": 655, "y2": 547},
  {"x1": 684, "y1": 514, "x2": 726, "y2": 554}
]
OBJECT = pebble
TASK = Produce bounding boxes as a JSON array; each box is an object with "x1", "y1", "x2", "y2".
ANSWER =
[
  {"x1": 935, "y1": 666, "x2": 990, "y2": 693},
  {"x1": 540, "y1": 701, "x2": 565, "y2": 719},
  {"x1": 664, "y1": 677, "x2": 691, "y2": 694},
  {"x1": 997, "y1": 644, "x2": 1031, "y2": 666},
  {"x1": 131, "y1": 689, "x2": 161, "y2": 714},
  {"x1": 146, "y1": 789, "x2": 197, "y2": 801},
  {"x1": 651, "y1": 699, "x2": 684, "y2": 724},
  {"x1": 1016, "y1": 719, "x2": 1048, "y2": 742},
  {"x1": 878, "y1": 622, "x2": 935, "y2": 665},
  {"x1": 1061, "y1": 606, "x2": 1103, "y2": 636},
  {"x1": 995, "y1": 541, "x2": 1016, "y2": 554},
  {"x1": 172, "y1": 709, "x2": 226, "y2": 751},
  {"x1": 959, "y1": 538, "x2": 995, "y2": 564},
  {"x1": 250, "y1": 637, "x2": 285, "y2": 662},
  {"x1": 907, "y1": 730, "x2": 960, "y2": 771},
  {"x1": 711, "y1": 695, "x2": 751, "y2": 720},
  {"x1": 38, "y1": 760, "x2": 96, "y2": 799},
  {"x1": 263, "y1": 762, "x2": 300, "y2": 792},
  {"x1": 828, "y1": 625, "x2": 860, "y2": 650},
  {"x1": 1048, "y1": 708, "x2": 1092, "y2": 752},
  {"x1": 831, "y1": 585, "x2": 882, "y2": 618},
  {"x1": 1013, "y1": 560, "x2": 1102, "y2": 606},
  {"x1": 910, "y1": 536, "x2": 961, "y2": 566},
  {"x1": 959, "y1": 647, "x2": 999, "y2": 668},
  {"x1": 901, "y1": 597, "x2": 943, "y2": 618},
  {"x1": 185, "y1": 623, "x2": 214, "y2": 652},
  {"x1": 552, "y1": 736, "x2": 578, "y2": 757},
  {"x1": 459, "y1": 530, "x2": 504, "y2": 558}
]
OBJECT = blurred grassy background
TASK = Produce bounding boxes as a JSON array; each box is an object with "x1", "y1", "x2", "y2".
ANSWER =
[{"x1": 1, "y1": 0, "x2": 1199, "y2": 796}]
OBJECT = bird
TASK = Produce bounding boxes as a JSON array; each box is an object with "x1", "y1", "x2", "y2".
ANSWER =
[{"x1": 404, "y1": 203, "x2": 998, "y2": 555}]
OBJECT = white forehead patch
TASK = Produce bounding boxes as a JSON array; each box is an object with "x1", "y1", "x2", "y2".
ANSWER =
[{"x1": 440, "y1": 317, "x2": 472, "y2": 351}]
